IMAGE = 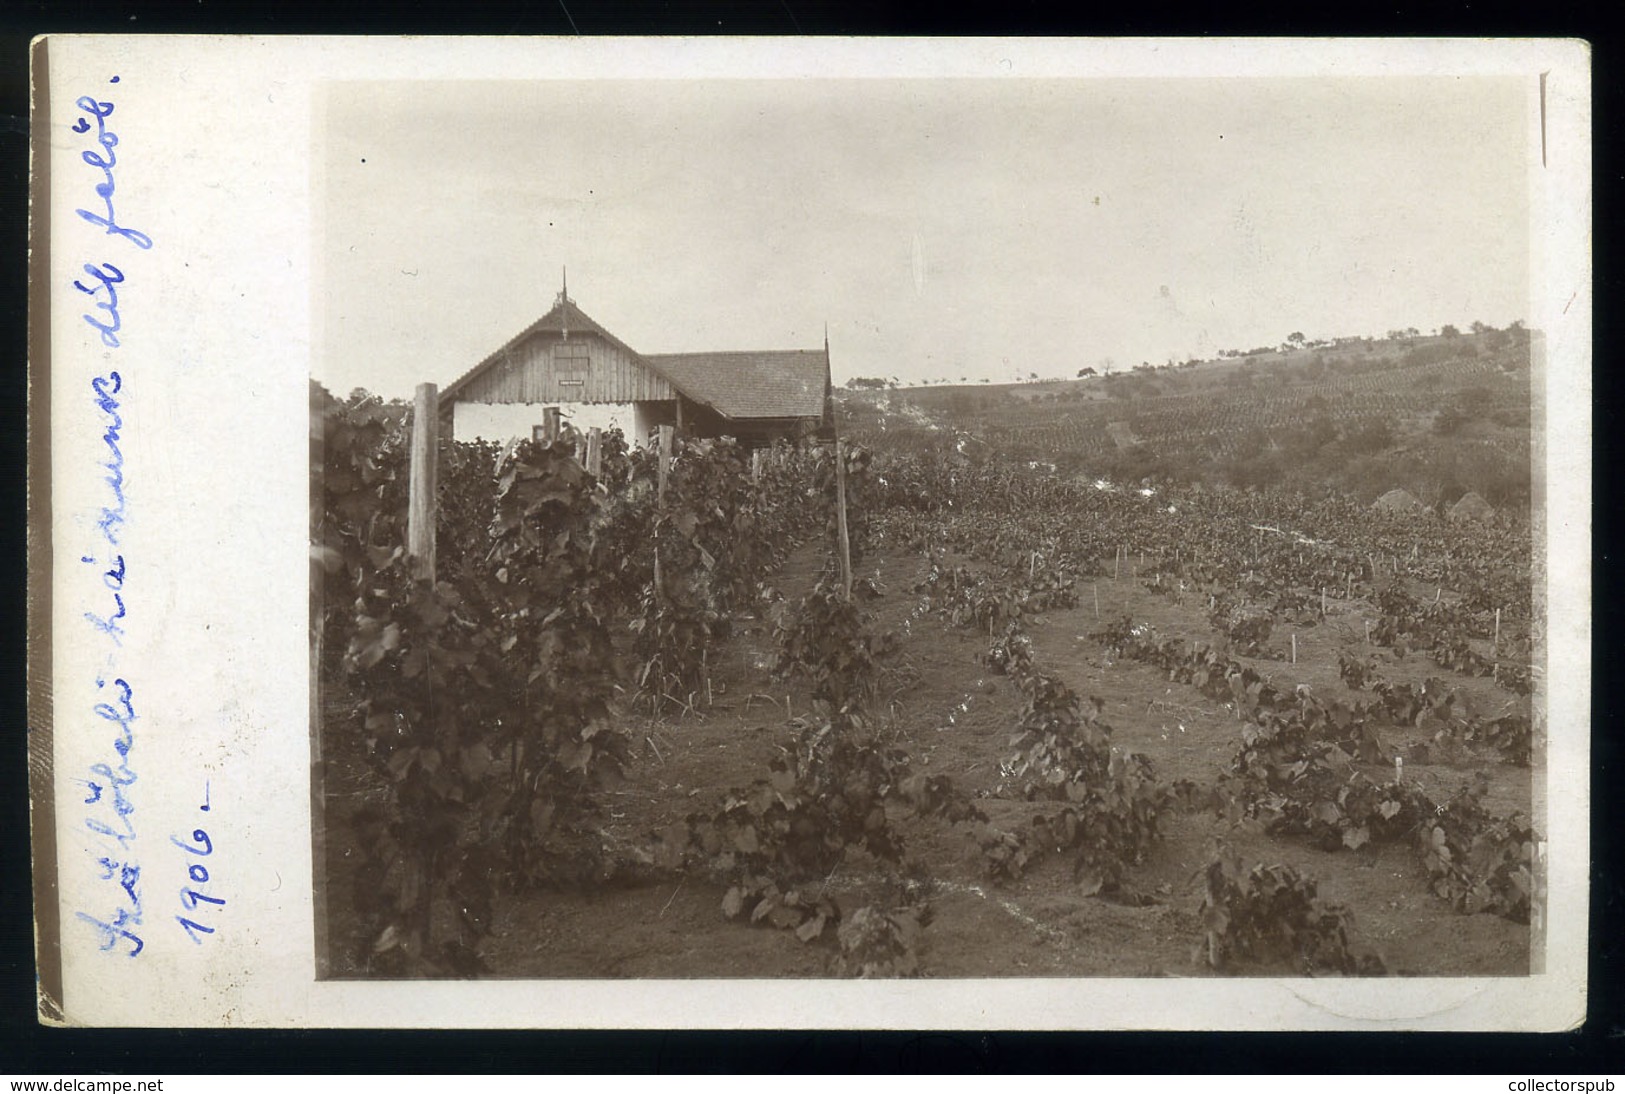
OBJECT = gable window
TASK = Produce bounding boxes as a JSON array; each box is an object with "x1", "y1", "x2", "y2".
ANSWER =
[{"x1": 554, "y1": 341, "x2": 590, "y2": 387}]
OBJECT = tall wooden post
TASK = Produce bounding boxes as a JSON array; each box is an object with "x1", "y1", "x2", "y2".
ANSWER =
[
  {"x1": 408, "y1": 383, "x2": 438, "y2": 583},
  {"x1": 658, "y1": 424, "x2": 673, "y2": 498},
  {"x1": 653, "y1": 425, "x2": 674, "y2": 608},
  {"x1": 586, "y1": 427, "x2": 602, "y2": 477},
  {"x1": 834, "y1": 438, "x2": 853, "y2": 599}
]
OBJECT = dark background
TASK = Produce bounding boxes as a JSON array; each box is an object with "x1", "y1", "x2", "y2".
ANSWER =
[{"x1": 1, "y1": 0, "x2": 1616, "y2": 1075}]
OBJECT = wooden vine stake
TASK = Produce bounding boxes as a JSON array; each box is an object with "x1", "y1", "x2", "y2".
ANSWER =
[
  {"x1": 542, "y1": 406, "x2": 562, "y2": 444},
  {"x1": 1493, "y1": 607, "x2": 1501, "y2": 656},
  {"x1": 585, "y1": 427, "x2": 602, "y2": 478},
  {"x1": 1291, "y1": 633, "x2": 1298, "y2": 665},
  {"x1": 407, "y1": 382, "x2": 438, "y2": 584},
  {"x1": 657, "y1": 425, "x2": 673, "y2": 497},
  {"x1": 834, "y1": 437, "x2": 853, "y2": 600},
  {"x1": 653, "y1": 424, "x2": 674, "y2": 602},
  {"x1": 1093, "y1": 582, "x2": 1101, "y2": 620}
]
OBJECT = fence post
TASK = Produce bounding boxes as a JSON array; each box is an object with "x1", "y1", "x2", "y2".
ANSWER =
[
  {"x1": 408, "y1": 382, "x2": 439, "y2": 583},
  {"x1": 586, "y1": 427, "x2": 602, "y2": 477},
  {"x1": 658, "y1": 424, "x2": 673, "y2": 498},
  {"x1": 834, "y1": 438, "x2": 853, "y2": 599}
]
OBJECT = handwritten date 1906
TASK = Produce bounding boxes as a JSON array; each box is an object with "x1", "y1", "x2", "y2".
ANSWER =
[{"x1": 172, "y1": 785, "x2": 224, "y2": 944}]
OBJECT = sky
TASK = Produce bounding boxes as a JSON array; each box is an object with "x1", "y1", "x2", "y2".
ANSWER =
[{"x1": 316, "y1": 76, "x2": 1530, "y2": 398}]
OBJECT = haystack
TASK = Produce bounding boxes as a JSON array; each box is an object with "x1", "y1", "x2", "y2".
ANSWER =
[
  {"x1": 1448, "y1": 491, "x2": 1495, "y2": 522},
  {"x1": 1371, "y1": 487, "x2": 1427, "y2": 514}
]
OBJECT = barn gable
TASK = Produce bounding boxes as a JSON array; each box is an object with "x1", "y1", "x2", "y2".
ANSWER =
[{"x1": 441, "y1": 298, "x2": 676, "y2": 410}]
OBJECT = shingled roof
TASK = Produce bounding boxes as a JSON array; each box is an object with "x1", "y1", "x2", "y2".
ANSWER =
[{"x1": 644, "y1": 350, "x2": 829, "y2": 420}]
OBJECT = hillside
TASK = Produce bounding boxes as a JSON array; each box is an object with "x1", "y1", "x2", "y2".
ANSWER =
[{"x1": 841, "y1": 327, "x2": 1536, "y2": 510}]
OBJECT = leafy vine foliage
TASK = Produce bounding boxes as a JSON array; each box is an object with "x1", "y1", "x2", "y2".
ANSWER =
[
  {"x1": 1197, "y1": 848, "x2": 1383, "y2": 975},
  {"x1": 632, "y1": 437, "x2": 823, "y2": 711},
  {"x1": 653, "y1": 575, "x2": 968, "y2": 969},
  {"x1": 325, "y1": 428, "x2": 631, "y2": 974},
  {"x1": 982, "y1": 629, "x2": 1173, "y2": 895},
  {"x1": 316, "y1": 387, "x2": 826, "y2": 975},
  {"x1": 1097, "y1": 614, "x2": 1539, "y2": 924}
]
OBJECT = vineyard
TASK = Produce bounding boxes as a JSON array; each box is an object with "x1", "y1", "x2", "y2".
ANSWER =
[
  {"x1": 845, "y1": 330, "x2": 1534, "y2": 507},
  {"x1": 312, "y1": 380, "x2": 1540, "y2": 980}
]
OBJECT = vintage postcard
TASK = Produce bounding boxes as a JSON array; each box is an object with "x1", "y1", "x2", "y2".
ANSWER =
[{"x1": 29, "y1": 36, "x2": 1591, "y2": 1028}]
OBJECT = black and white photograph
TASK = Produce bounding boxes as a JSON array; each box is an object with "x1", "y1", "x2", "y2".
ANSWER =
[
  {"x1": 31, "y1": 35, "x2": 1589, "y2": 1029},
  {"x1": 311, "y1": 70, "x2": 1553, "y2": 981}
]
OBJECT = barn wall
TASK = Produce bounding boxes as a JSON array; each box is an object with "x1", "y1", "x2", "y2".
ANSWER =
[
  {"x1": 454, "y1": 400, "x2": 654, "y2": 443},
  {"x1": 459, "y1": 331, "x2": 675, "y2": 405}
]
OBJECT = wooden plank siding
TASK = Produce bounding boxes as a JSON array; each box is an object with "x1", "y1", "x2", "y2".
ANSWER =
[{"x1": 457, "y1": 331, "x2": 676, "y2": 406}]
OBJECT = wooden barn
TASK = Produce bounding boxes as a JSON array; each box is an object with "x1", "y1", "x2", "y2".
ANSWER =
[{"x1": 439, "y1": 285, "x2": 833, "y2": 448}]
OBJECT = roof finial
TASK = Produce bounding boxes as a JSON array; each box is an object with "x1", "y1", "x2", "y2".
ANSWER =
[{"x1": 558, "y1": 267, "x2": 570, "y2": 340}]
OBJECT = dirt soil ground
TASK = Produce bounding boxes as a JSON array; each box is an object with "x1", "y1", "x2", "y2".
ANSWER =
[{"x1": 318, "y1": 537, "x2": 1536, "y2": 980}]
